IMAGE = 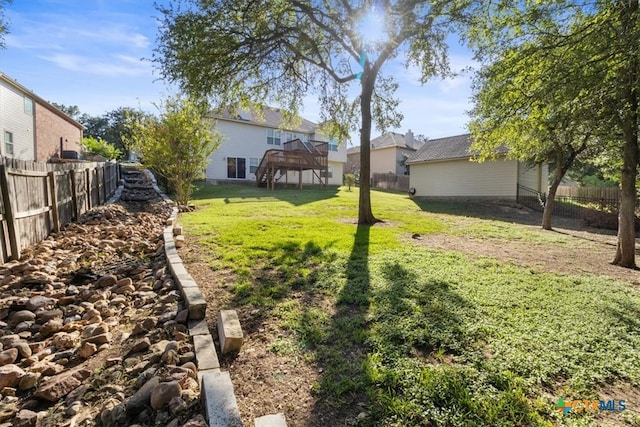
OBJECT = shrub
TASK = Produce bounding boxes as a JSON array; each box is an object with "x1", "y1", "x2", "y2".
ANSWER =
[
  {"x1": 344, "y1": 173, "x2": 355, "y2": 191},
  {"x1": 82, "y1": 136, "x2": 122, "y2": 160}
]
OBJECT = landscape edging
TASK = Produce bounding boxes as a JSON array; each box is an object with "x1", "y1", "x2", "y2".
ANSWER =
[{"x1": 144, "y1": 171, "x2": 243, "y2": 426}]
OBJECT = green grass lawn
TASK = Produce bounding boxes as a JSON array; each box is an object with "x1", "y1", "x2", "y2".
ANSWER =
[{"x1": 182, "y1": 183, "x2": 640, "y2": 426}]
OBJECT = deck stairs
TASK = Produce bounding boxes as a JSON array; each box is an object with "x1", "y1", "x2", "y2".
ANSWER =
[{"x1": 255, "y1": 139, "x2": 329, "y2": 189}]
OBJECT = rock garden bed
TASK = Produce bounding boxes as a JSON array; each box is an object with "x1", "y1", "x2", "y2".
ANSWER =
[{"x1": 0, "y1": 168, "x2": 207, "y2": 427}]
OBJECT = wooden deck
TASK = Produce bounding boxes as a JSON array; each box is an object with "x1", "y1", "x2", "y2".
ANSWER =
[{"x1": 256, "y1": 139, "x2": 329, "y2": 189}]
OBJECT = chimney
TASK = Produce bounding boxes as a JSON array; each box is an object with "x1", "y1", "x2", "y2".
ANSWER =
[{"x1": 405, "y1": 129, "x2": 414, "y2": 148}]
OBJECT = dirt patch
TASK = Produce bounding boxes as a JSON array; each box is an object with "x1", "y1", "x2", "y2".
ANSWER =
[
  {"x1": 411, "y1": 231, "x2": 639, "y2": 285},
  {"x1": 413, "y1": 203, "x2": 640, "y2": 285}
]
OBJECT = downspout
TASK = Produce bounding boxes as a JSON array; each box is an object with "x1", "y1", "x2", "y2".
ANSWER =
[
  {"x1": 32, "y1": 102, "x2": 38, "y2": 161},
  {"x1": 537, "y1": 163, "x2": 542, "y2": 192}
]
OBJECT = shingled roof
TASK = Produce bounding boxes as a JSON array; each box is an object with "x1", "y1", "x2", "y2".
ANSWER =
[
  {"x1": 215, "y1": 107, "x2": 317, "y2": 134},
  {"x1": 406, "y1": 134, "x2": 507, "y2": 163},
  {"x1": 347, "y1": 131, "x2": 422, "y2": 154}
]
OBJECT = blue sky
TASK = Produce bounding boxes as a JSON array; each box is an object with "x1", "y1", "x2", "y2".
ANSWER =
[{"x1": 0, "y1": 0, "x2": 475, "y2": 144}]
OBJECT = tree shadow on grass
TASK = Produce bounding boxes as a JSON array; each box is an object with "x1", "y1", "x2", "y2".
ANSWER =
[
  {"x1": 309, "y1": 223, "x2": 372, "y2": 426},
  {"x1": 228, "y1": 240, "x2": 335, "y2": 311},
  {"x1": 306, "y1": 229, "x2": 481, "y2": 425},
  {"x1": 370, "y1": 261, "x2": 474, "y2": 359},
  {"x1": 364, "y1": 261, "x2": 545, "y2": 425}
]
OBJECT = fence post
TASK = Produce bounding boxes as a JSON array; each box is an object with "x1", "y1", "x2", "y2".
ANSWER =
[
  {"x1": 101, "y1": 166, "x2": 107, "y2": 204},
  {"x1": 0, "y1": 165, "x2": 20, "y2": 260},
  {"x1": 70, "y1": 170, "x2": 79, "y2": 220},
  {"x1": 85, "y1": 168, "x2": 92, "y2": 210},
  {"x1": 48, "y1": 171, "x2": 60, "y2": 233}
]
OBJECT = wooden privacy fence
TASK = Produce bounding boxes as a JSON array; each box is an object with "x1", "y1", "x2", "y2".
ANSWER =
[
  {"x1": 372, "y1": 172, "x2": 410, "y2": 192},
  {"x1": 0, "y1": 157, "x2": 120, "y2": 263},
  {"x1": 555, "y1": 185, "x2": 619, "y2": 200}
]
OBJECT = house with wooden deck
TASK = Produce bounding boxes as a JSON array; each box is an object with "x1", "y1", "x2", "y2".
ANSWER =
[
  {"x1": 0, "y1": 73, "x2": 83, "y2": 162},
  {"x1": 406, "y1": 134, "x2": 548, "y2": 200},
  {"x1": 206, "y1": 108, "x2": 346, "y2": 188}
]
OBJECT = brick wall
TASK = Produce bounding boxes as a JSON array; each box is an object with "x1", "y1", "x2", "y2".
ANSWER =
[{"x1": 34, "y1": 103, "x2": 83, "y2": 162}]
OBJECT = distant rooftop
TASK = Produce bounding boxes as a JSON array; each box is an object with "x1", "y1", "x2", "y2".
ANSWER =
[
  {"x1": 348, "y1": 131, "x2": 422, "y2": 153},
  {"x1": 214, "y1": 107, "x2": 317, "y2": 134},
  {"x1": 406, "y1": 134, "x2": 507, "y2": 163}
]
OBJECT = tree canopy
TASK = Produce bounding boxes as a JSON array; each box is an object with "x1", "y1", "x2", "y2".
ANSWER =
[
  {"x1": 154, "y1": 0, "x2": 457, "y2": 223},
  {"x1": 469, "y1": 17, "x2": 610, "y2": 230},
  {"x1": 125, "y1": 96, "x2": 222, "y2": 207},
  {"x1": 51, "y1": 103, "x2": 81, "y2": 121},
  {"x1": 80, "y1": 107, "x2": 150, "y2": 156},
  {"x1": 0, "y1": 0, "x2": 11, "y2": 48},
  {"x1": 465, "y1": 0, "x2": 640, "y2": 267}
]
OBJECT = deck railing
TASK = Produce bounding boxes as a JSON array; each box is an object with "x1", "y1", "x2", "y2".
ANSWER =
[
  {"x1": 283, "y1": 139, "x2": 328, "y2": 154},
  {"x1": 256, "y1": 139, "x2": 329, "y2": 185}
]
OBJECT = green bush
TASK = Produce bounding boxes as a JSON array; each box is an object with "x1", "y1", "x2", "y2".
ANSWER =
[
  {"x1": 344, "y1": 173, "x2": 355, "y2": 191},
  {"x1": 82, "y1": 136, "x2": 122, "y2": 160}
]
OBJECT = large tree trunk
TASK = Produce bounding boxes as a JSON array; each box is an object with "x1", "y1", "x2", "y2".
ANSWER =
[
  {"x1": 542, "y1": 166, "x2": 563, "y2": 230},
  {"x1": 612, "y1": 130, "x2": 638, "y2": 267},
  {"x1": 612, "y1": 0, "x2": 639, "y2": 268},
  {"x1": 357, "y1": 72, "x2": 378, "y2": 225}
]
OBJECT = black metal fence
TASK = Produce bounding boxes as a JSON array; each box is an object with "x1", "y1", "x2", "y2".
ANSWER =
[
  {"x1": 518, "y1": 184, "x2": 623, "y2": 219},
  {"x1": 517, "y1": 185, "x2": 545, "y2": 213}
]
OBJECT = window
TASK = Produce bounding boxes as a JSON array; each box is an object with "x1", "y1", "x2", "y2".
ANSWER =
[
  {"x1": 249, "y1": 157, "x2": 260, "y2": 174},
  {"x1": 284, "y1": 132, "x2": 294, "y2": 143},
  {"x1": 267, "y1": 129, "x2": 281, "y2": 145},
  {"x1": 328, "y1": 138, "x2": 339, "y2": 152},
  {"x1": 4, "y1": 131, "x2": 13, "y2": 156},
  {"x1": 320, "y1": 165, "x2": 333, "y2": 178},
  {"x1": 227, "y1": 157, "x2": 246, "y2": 179},
  {"x1": 283, "y1": 132, "x2": 309, "y2": 143},
  {"x1": 24, "y1": 97, "x2": 33, "y2": 116}
]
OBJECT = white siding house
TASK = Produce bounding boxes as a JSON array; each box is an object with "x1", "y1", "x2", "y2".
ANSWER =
[
  {"x1": 406, "y1": 134, "x2": 548, "y2": 199},
  {"x1": 0, "y1": 73, "x2": 83, "y2": 162},
  {"x1": 0, "y1": 75, "x2": 36, "y2": 160},
  {"x1": 207, "y1": 108, "x2": 347, "y2": 186}
]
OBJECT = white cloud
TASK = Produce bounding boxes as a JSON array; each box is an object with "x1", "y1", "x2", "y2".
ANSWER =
[
  {"x1": 72, "y1": 27, "x2": 150, "y2": 50},
  {"x1": 41, "y1": 53, "x2": 152, "y2": 77}
]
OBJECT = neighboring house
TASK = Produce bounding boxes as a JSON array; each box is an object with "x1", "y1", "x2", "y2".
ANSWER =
[
  {"x1": 406, "y1": 134, "x2": 548, "y2": 199},
  {"x1": 346, "y1": 130, "x2": 424, "y2": 176},
  {"x1": 0, "y1": 73, "x2": 83, "y2": 162},
  {"x1": 206, "y1": 108, "x2": 347, "y2": 186}
]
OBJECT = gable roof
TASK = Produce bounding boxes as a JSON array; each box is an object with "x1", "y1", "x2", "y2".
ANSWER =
[
  {"x1": 406, "y1": 133, "x2": 508, "y2": 164},
  {"x1": 214, "y1": 107, "x2": 317, "y2": 134},
  {"x1": 0, "y1": 73, "x2": 84, "y2": 130},
  {"x1": 347, "y1": 131, "x2": 421, "y2": 154}
]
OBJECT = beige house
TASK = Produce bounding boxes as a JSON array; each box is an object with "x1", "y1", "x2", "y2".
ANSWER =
[
  {"x1": 207, "y1": 108, "x2": 347, "y2": 186},
  {"x1": 406, "y1": 134, "x2": 548, "y2": 200},
  {"x1": 0, "y1": 73, "x2": 83, "y2": 162},
  {"x1": 347, "y1": 130, "x2": 423, "y2": 176}
]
